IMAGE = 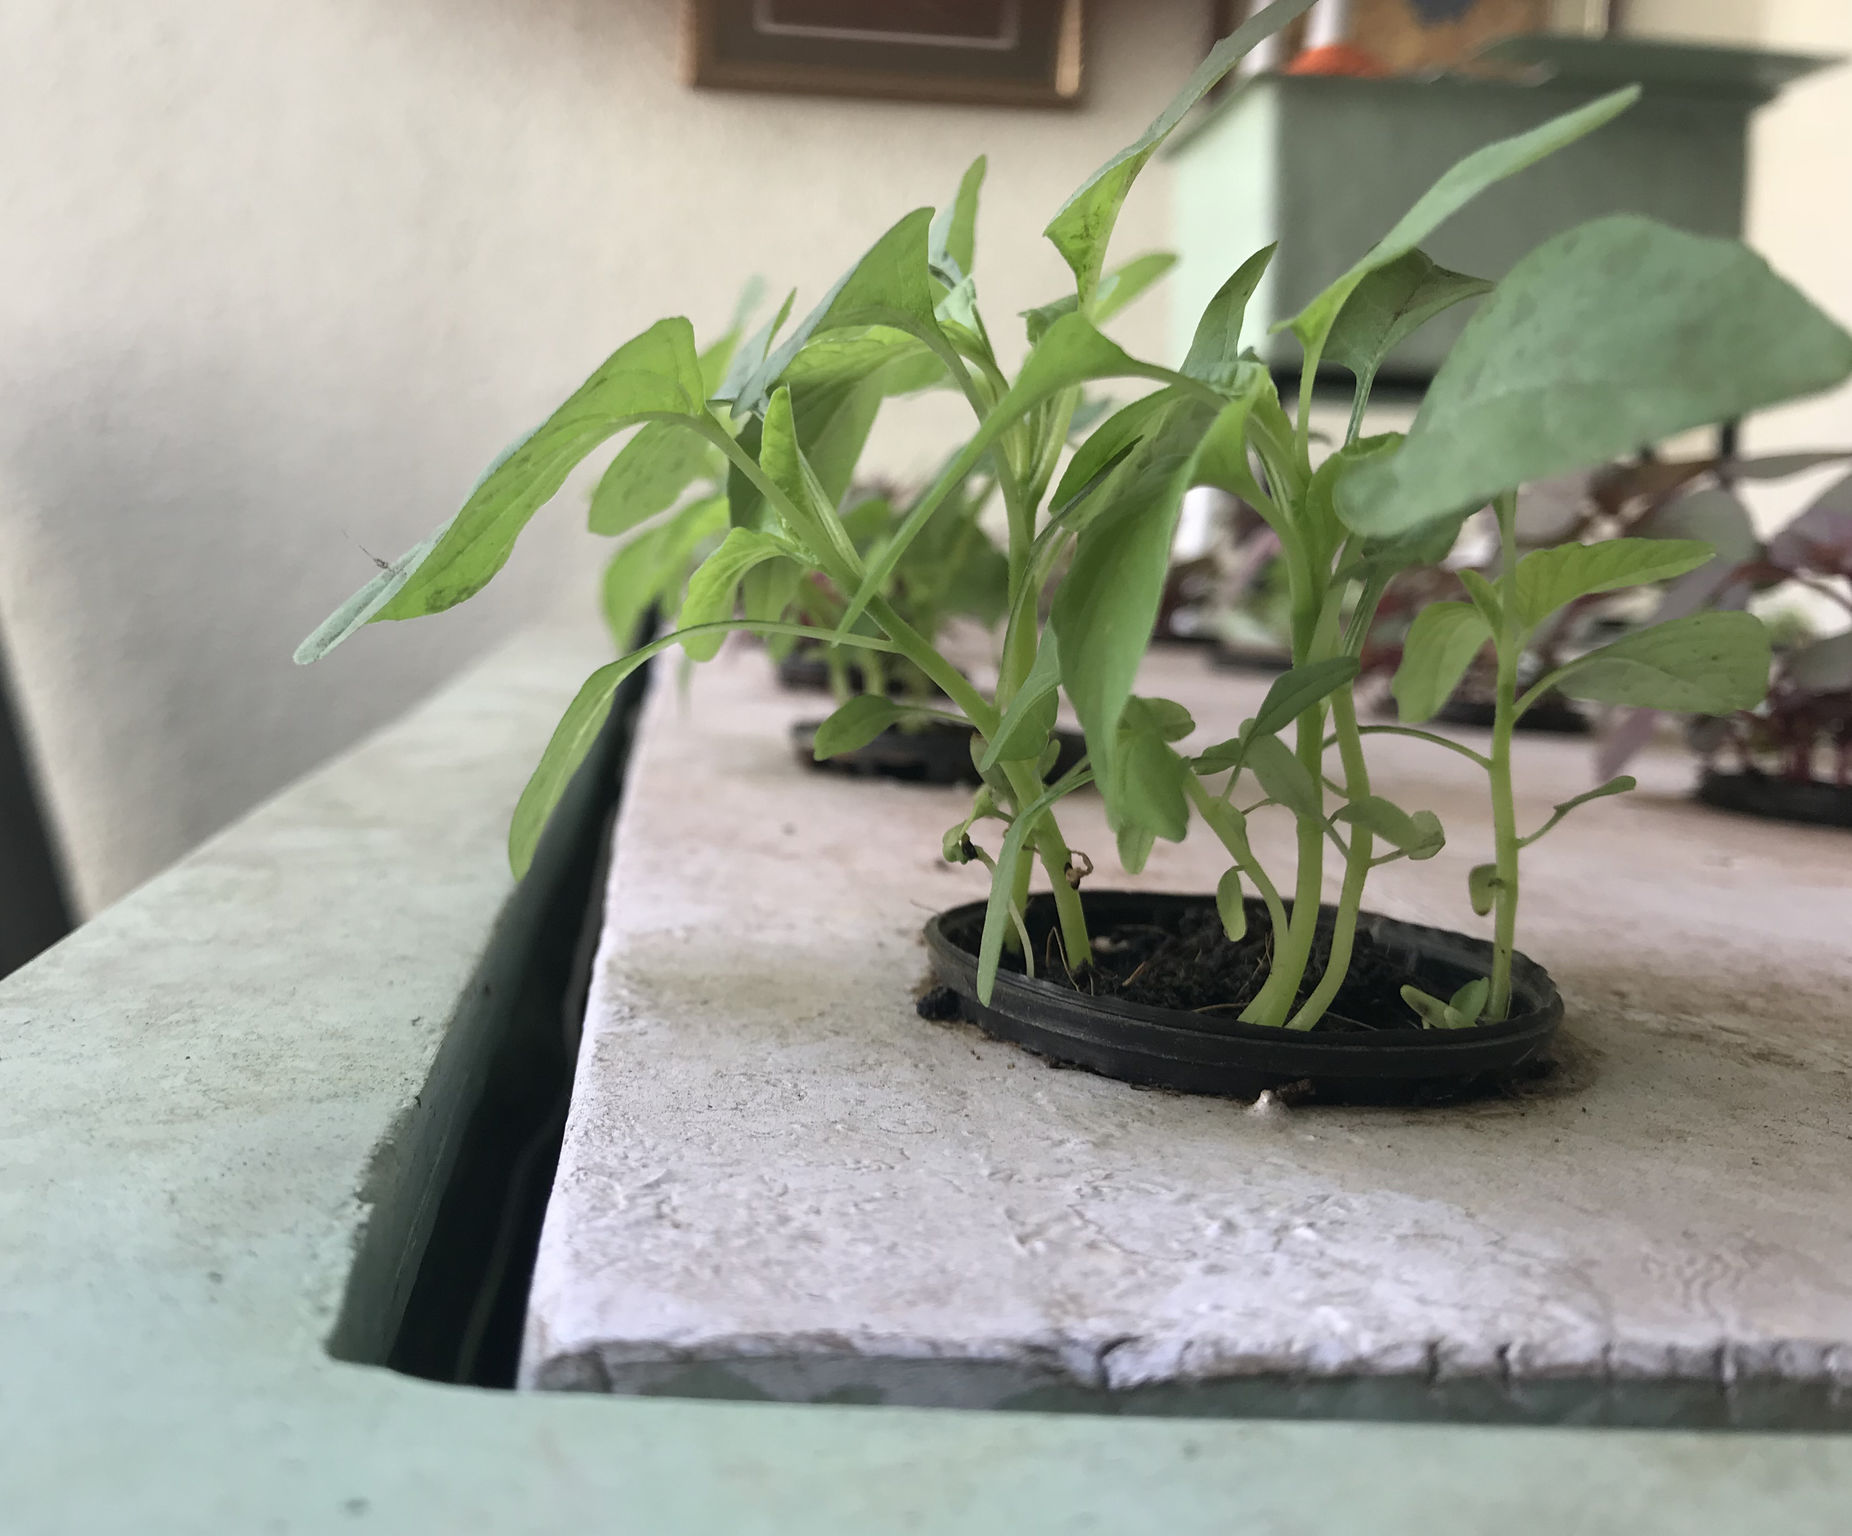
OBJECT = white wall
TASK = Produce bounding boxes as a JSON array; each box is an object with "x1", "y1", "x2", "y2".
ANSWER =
[{"x1": 0, "y1": 0, "x2": 1204, "y2": 911}]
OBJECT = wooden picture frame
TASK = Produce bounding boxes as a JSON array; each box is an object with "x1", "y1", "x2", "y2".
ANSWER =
[{"x1": 682, "y1": 0, "x2": 1085, "y2": 107}]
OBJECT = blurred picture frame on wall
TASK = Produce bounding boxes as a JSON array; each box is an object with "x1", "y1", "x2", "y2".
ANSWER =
[{"x1": 682, "y1": 0, "x2": 1085, "y2": 106}]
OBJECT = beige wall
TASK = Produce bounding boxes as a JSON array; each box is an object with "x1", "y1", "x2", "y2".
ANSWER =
[{"x1": 0, "y1": 0, "x2": 1204, "y2": 911}]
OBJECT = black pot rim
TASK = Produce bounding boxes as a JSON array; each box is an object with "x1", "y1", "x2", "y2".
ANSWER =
[{"x1": 923, "y1": 890, "x2": 1564, "y2": 1096}]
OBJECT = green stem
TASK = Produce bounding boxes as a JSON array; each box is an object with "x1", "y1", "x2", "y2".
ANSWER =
[
  {"x1": 1240, "y1": 700, "x2": 1327, "y2": 1029},
  {"x1": 1487, "y1": 492, "x2": 1524, "y2": 1020},
  {"x1": 1285, "y1": 687, "x2": 1372, "y2": 1032},
  {"x1": 1345, "y1": 724, "x2": 1492, "y2": 770},
  {"x1": 1343, "y1": 367, "x2": 1375, "y2": 448},
  {"x1": 1185, "y1": 774, "x2": 1287, "y2": 939},
  {"x1": 1000, "y1": 759, "x2": 1091, "y2": 972}
]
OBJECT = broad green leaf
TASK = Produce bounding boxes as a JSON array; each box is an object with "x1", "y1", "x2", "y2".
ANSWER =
[
  {"x1": 600, "y1": 495, "x2": 728, "y2": 648},
  {"x1": 299, "y1": 318, "x2": 713, "y2": 661},
  {"x1": 1341, "y1": 216, "x2": 1852, "y2": 536},
  {"x1": 813, "y1": 694, "x2": 908, "y2": 759},
  {"x1": 1115, "y1": 698, "x2": 1191, "y2": 843},
  {"x1": 1391, "y1": 601, "x2": 1491, "y2": 724},
  {"x1": 508, "y1": 619, "x2": 903, "y2": 876},
  {"x1": 1117, "y1": 821, "x2": 1158, "y2": 876},
  {"x1": 1513, "y1": 537, "x2": 1713, "y2": 630},
  {"x1": 1050, "y1": 397, "x2": 1220, "y2": 806},
  {"x1": 1287, "y1": 89, "x2": 1639, "y2": 380},
  {"x1": 929, "y1": 156, "x2": 986, "y2": 283},
  {"x1": 735, "y1": 209, "x2": 947, "y2": 410},
  {"x1": 1188, "y1": 368, "x2": 1278, "y2": 512},
  {"x1": 1457, "y1": 569, "x2": 1503, "y2": 631},
  {"x1": 1552, "y1": 610, "x2": 1771, "y2": 713},
  {"x1": 1246, "y1": 733, "x2": 1320, "y2": 819},
  {"x1": 1322, "y1": 249, "x2": 1492, "y2": 384},
  {"x1": 759, "y1": 387, "x2": 862, "y2": 578},
  {"x1": 1050, "y1": 388, "x2": 1182, "y2": 514},
  {"x1": 1467, "y1": 863, "x2": 1500, "y2": 917},
  {"x1": 1044, "y1": 0, "x2": 1316, "y2": 301},
  {"x1": 677, "y1": 527, "x2": 797, "y2": 660},
  {"x1": 1024, "y1": 251, "x2": 1179, "y2": 343},
  {"x1": 1333, "y1": 796, "x2": 1444, "y2": 859},
  {"x1": 976, "y1": 768, "x2": 1093, "y2": 1002},
  {"x1": 1303, "y1": 435, "x2": 1401, "y2": 573},
  {"x1": 588, "y1": 422, "x2": 723, "y2": 536},
  {"x1": 1181, "y1": 245, "x2": 1277, "y2": 388},
  {"x1": 739, "y1": 553, "x2": 802, "y2": 626},
  {"x1": 1447, "y1": 978, "x2": 1489, "y2": 1023},
  {"x1": 1216, "y1": 868, "x2": 1248, "y2": 942},
  {"x1": 980, "y1": 630, "x2": 1062, "y2": 770}
]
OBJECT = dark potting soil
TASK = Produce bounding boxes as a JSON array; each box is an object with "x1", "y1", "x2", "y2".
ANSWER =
[{"x1": 942, "y1": 897, "x2": 1431, "y2": 1033}]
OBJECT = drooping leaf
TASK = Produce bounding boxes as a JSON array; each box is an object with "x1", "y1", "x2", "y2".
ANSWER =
[
  {"x1": 1400, "y1": 983, "x2": 1481, "y2": 1030},
  {"x1": 1322, "y1": 249, "x2": 1492, "y2": 385},
  {"x1": 1512, "y1": 537, "x2": 1715, "y2": 630},
  {"x1": 1467, "y1": 863, "x2": 1500, "y2": 917},
  {"x1": 1340, "y1": 216, "x2": 1852, "y2": 536},
  {"x1": 1043, "y1": 0, "x2": 1316, "y2": 300},
  {"x1": 1334, "y1": 796, "x2": 1445, "y2": 859},
  {"x1": 298, "y1": 318, "x2": 714, "y2": 661},
  {"x1": 1286, "y1": 89, "x2": 1639, "y2": 379},
  {"x1": 1391, "y1": 601, "x2": 1492, "y2": 724},
  {"x1": 976, "y1": 768, "x2": 1093, "y2": 1003},
  {"x1": 1181, "y1": 245, "x2": 1277, "y2": 388},
  {"x1": 507, "y1": 619, "x2": 903, "y2": 876},
  {"x1": 1522, "y1": 775, "x2": 1638, "y2": 846},
  {"x1": 1551, "y1": 610, "x2": 1771, "y2": 713},
  {"x1": 588, "y1": 422, "x2": 724, "y2": 536},
  {"x1": 929, "y1": 155, "x2": 986, "y2": 284},
  {"x1": 813, "y1": 694, "x2": 910, "y2": 759},
  {"x1": 677, "y1": 527, "x2": 798, "y2": 660},
  {"x1": 1216, "y1": 868, "x2": 1248, "y2": 942}
]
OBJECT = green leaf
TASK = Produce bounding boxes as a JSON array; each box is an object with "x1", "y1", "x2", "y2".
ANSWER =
[
  {"x1": 1287, "y1": 89, "x2": 1639, "y2": 381},
  {"x1": 1400, "y1": 983, "x2": 1481, "y2": 1030},
  {"x1": 1391, "y1": 601, "x2": 1492, "y2": 725},
  {"x1": 1467, "y1": 863, "x2": 1500, "y2": 917},
  {"x1": 1050, "y1": 396, "x2": 1220, "y2": 808},
  {"x1": 759, "y1": 387, "x2": 862, "y2": 577},
  {"x1": 588, "y1": 422, "x2": 723, "y2": 536},
  {"x1": 1322, "y1": 249, "x2": 1492, "y2": 384},
  {"x1": 715, "y1": 288, "x2": 795, "y2": 405},
  {"x1": 979, "y1": 631, "x2": 1063, "y2": 770},
  {"x1": 1044, "y1": 0, "x2": 1316, "y2": 301},
  {"x1": 735, "y1": 209, "x2": 947, "y2": 410},
  {"x1": 1246, "y1": 733, "x2": 1320, "y2": 819},
  {"x1": 1181, "y1": 245, "x2": 1277, "y2": 388},
  {"x1": 929, "y1": 156, "x2": 986, "y2": 283},
  {"x1": 1024, "y1": 251, "x2": 1179, "y2": 344},
  {"x1": 1457, "y1": 569, "x2": 1503, "y2": 632},
  {"x1": 1522, "y1": 775, "x2": 1637, "y2": 846},
  {"x1": 1050, "y1": 388, "x2": 1182, "y2": 514},
  {"x1": 677, "y1": 527, "x2": 798, "y2": 660},
  {"x1": 1117, "y1": 821, "x2": 1158, "y2": 876},
  {"x1": 1253, "y1": 656, "x2": 1360, "y2": 740},
  {"x1": 840, "y1": 313, "x2": 1177, "y2": 635},
  {"x1": 813, "y1": 694, "x2": 908, "y2": 759},
  {"x1": 1341, "y1": 216, "x2": 1852, "y2": 536},
  {"x1": 1447, "y1": 978, "x2": 1489, "y2": 1024},
  {"x1": 507, "y1": 619, "x2": 904, "y2": 877},
  {"x1": 1552, "y1": 610, "x2": 1771, "y2": 713},
  {"x1": 1114, "y1": 698, "x2": 1191, "y2": 843},
  {"x1": 1216, "y1": 868, "x2": 1248, "y2": 942},
  {"x1": 600, "y1": 495, "x2": 728, "y2": 648},
  {"x1": 1334, "y1": 796, "x2": 1445, "y2": 859},
  {"x1": 1514, "y1": 537, "x2": 1715, "y2": 630},
  {"x1": 298, "y1": 318, "x2": 713, "y2": 662}
]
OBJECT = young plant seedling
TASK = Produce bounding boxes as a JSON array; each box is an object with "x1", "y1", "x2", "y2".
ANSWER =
[{"x1": 297, "y1": 0, "x2": 1852, "y2": 1038}]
